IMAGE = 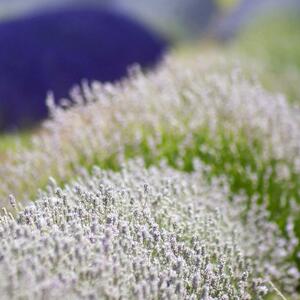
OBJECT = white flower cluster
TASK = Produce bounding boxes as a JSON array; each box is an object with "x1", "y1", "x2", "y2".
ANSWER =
[
  {"x1": 0, "y1": 160, "x2": 298, "y2": 299},
  {"x1": 0, "y1": 56, "x2": 299, "y2": 204}
]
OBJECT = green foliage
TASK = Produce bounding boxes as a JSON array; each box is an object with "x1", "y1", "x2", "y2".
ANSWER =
[
  {"x1": 0, "y1": 131, "x2": 31, "y2": 153},
  {"x1": 232, "y1": 13, "x2": 300, "y2": 102},
  {"x1": 216, "y1": 0, "x2": 240, "y2": 10}
]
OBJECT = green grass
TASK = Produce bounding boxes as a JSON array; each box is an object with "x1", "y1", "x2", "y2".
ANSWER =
[{"x1": 0, "y1": 131, "x2": 32, "y2": 154}]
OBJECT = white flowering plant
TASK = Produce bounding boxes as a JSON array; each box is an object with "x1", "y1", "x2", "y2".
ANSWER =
[{"x1": 0, "y1": 160, "x2": 298, "y2": 299}]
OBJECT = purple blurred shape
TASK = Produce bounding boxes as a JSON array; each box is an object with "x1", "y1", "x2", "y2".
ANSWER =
[{"x1": 0, "y1": 7, "x2": 167, "y2": 131}]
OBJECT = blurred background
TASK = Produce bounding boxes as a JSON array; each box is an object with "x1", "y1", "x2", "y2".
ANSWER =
[{"x1": 0, "y1": 0, "x2": 299, "y2": 132}]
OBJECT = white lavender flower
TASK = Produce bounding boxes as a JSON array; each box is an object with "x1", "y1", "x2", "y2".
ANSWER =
[{"x1": 0, "y1": 161, "x2": 298, "y2": 299}]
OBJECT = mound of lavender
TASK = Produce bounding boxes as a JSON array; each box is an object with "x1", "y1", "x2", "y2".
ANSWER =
[
  {"x1": 1, "y1": 55, "x2": 300, "y2": 206},
  {"x1": 0, "y1": 160, "x2": 298, "y2": 299}
]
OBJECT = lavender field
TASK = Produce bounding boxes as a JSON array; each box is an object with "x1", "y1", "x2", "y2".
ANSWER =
[
  {"x1": 0, "y1": 51, "x2": 299, "y2": 299},
  {"x1": 0, "y1": 2, "x2": 300, "y2": 299}
]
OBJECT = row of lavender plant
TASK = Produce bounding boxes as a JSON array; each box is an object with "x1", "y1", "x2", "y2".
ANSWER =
[
  {"x1": 0, "y1": 160, "x2": 298, "y2": 299},
  {"x1": 1, "y1": 56, "x2": 299, "y2": 203}
]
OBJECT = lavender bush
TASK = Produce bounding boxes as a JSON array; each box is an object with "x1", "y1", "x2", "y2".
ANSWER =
[{"x1": 0, "y1": 160, "x2": 298, "y2": 299}]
